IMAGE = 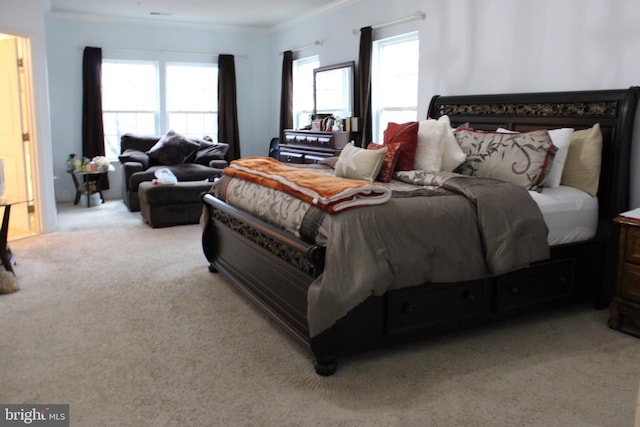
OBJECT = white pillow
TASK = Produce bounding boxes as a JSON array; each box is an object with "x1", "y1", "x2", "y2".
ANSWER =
[
  {"x1": 439, "y1": 115, "x2": 467, "y2": 172},
  {"x1": 497, "y1": 127, "x2": 574, "y2": 188},
  {"x1": 544, "y1": 128, "x2": 574, "y2": 188},
  {"x1": 334, "y1": 143, "x2": 387, "y2": 182},
  {"x1": 414, "y1": 118, "x2": 446, "y2": 172}
]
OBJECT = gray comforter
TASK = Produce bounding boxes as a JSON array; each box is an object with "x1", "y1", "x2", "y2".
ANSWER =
[{"x1": 211, "y1": 167, "x2": 549, "y2": 337}]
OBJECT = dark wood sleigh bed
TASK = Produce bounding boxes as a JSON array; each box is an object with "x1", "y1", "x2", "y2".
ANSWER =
[{"x1": 201, "y1": 87, "x2": 640, "y2": 375}]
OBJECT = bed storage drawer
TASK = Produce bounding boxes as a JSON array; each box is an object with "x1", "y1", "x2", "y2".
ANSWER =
[
  {"x1": 495, "y1": 258, "x2": 575, "y2": 313},
  {"x1": 386, "y1": 280, "x2": 491, "y2": 334}
]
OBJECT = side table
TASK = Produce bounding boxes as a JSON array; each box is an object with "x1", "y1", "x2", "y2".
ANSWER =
[
  {"x1": 0, "y1": 199, "x2": 27, "y2": 275},
  {"x1": 70, "y1": 165, "x2": 114, "y2": 208},
  {"x1": 608, "y1": 215, "x2": 640, "y2": 335}
]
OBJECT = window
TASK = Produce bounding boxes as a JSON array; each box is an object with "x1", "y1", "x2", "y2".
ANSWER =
[
  {"x1": 165, "y1": 63, "x2": 217, "y2": 139},
  {"x1": 292, "y1": 55, "x2": 319, "y2": 129},
  {"x1": 371, "y1": 32, "x2": 420, "y2": 144},
  {"x1": 102, "y1": 61, "x2": 158, "y2": 159},
  {"x1": 101, "y1": 60, "x2": 218, "y2": 159}
]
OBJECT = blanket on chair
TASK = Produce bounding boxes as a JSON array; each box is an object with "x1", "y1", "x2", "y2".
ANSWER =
[{"x1": 223, "y1": 157, "x2": 392, "y2": 213}]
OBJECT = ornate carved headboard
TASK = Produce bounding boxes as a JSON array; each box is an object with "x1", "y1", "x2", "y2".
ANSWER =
[{"x1": 428, "y1": 87, "x2": 640, "y2": 223}]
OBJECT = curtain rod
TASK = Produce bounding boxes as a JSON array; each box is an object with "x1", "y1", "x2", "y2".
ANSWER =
[
  {"x1": 352, "y1": 11, "x2": 425, "y2": 35},
  {"x1": 279, "y1": 40, "x2": 322, "y2": 55},
  {"x1": 85, "y1": 46, "x2": 248, "y2": 59}
]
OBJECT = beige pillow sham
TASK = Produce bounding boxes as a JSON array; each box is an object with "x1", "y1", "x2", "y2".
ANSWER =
[
  {"x1": 560, "y1": 123, "x2": 602, "y2": 197},
  {"x1": 335, "y1": 144, "x2": 387, "y2": 182}
]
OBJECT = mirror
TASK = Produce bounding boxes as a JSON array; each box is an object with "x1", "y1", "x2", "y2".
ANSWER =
[{"x1": 313, "y1": 61, "x2": 355, "y2": 124}]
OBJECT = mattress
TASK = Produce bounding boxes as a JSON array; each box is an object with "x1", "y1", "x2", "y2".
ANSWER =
[{"x1": 529, "y1": 185, "x2": 598, "y2": 246}]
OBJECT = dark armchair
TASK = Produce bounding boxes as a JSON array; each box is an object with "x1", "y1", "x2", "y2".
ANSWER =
[{"x1": 119, "y1": 131, "x2": 228, "y2": 211}]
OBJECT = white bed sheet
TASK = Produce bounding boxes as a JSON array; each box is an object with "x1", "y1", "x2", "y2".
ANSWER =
[{"x1": 529, "y1": 185, "x2": 598, "y2": 246}]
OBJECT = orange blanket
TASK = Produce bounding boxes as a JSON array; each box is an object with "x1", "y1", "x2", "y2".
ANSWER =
[{"x1": 223, "y1": 157, "x2": 391, "y2": 213}]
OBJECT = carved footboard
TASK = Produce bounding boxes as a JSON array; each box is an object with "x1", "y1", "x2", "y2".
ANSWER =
[
  {"x1": 201, "y1": 193, "x2": 323, "y2": 348},
  {"x1": 203, "y1": 193, "x2": 351, "y2": 374}
]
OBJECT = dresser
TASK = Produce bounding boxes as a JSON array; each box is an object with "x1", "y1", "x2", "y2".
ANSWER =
[
  {"x1": 608, "y1": 215, "x2": 640, "y2": 335},
  {"x1": 279, "y1": 130, "x2": 351, "y2": 164}
]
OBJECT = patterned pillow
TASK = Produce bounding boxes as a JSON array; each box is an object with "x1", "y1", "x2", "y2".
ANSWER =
[
  {"x1": 497, "y1": 127, "x2": 574, "y2": 189},
  {"x1": 454, "y1": 129, "x2": 557, "y2": 191},
  {"x1": 383, "y1": 121, "x2": 419, "y2": 171},
  {"x1": 368, "y1": 141, "x2": 404, "y2": 182},
  {"x1": 147, "y1": 130, "x2": 199, "y2": 165},
  {"x1": 335, "y1": 144, "x2": 387, "y2": 182}
]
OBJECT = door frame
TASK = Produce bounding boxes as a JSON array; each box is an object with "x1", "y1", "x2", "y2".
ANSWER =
[{"x1": 0, "y1": 32, "x2": 40, "y2": 240}]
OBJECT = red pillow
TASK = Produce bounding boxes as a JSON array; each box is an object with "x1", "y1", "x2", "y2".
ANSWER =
[
  {"x1": 368, "y1": 141, "x2": 404, "y2": 182},
  {"x1": 383, "y1": 122, "x2": 419, "y2": 171}
]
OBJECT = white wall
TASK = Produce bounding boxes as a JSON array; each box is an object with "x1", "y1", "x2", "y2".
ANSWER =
[
  {"x1": 0, "y1": 0, "x2": 57, "y2": 232},
  {"x1": 44, "y1": 0, "x2": 640, "y2": 207},
  {"x1": 272, "y1": 0, "x2": 640, "y2": 115},
  {"x1": 45, "y1": 14, "x2": 272, "y2": 202},
  {"x1": 269, "y1": 0, "x2": 640, "y2": 206}
]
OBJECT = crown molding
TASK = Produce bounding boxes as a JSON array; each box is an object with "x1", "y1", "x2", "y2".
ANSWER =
[
  {"x1": 47, "y1": 10, "x2": 271, "y2": 34},
  {"x1": 269, "y1": 0, "x2": 359, "y2": 31},
  {"x1": 48, "y1": 0, "x2": 360, "y2": 34}
]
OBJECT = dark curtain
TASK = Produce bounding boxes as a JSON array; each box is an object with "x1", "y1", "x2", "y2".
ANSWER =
[
  {"x1": 355, "y1": 26, "x2": 373, "y2": 147},
  {"x1": 279, "y1": 50, "x2": 293, "y2": 148},
  {"x1": 218, "y1": 54, "x2": 241, "y2": 160},
  {"x1": 82, "y1": 46, "x2": 108, "y2": 189}
]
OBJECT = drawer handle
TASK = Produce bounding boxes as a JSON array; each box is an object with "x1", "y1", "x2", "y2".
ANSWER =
[
  {"x1": 462, "y1": 290, "x2": 476, "y2": 301},
  {"x1": 401, "y1": 303, "x2": 415, "y2": 314}
]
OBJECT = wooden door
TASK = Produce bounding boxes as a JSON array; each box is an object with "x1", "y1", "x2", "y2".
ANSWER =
[{"x1": 0, "y1": 37, "x2": 30, "y2": 233}]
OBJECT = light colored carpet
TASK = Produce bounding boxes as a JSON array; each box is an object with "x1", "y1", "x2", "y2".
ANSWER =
[{"x1": 1, "y1": 200, "x2": 639, "y2": 426}]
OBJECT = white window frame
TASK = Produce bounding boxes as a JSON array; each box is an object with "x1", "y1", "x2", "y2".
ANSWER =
[
  {"x1": 292, "y1": 55, "x2": 319, "y2": 130},
  {"x1": 371, "y1": 32, "x2": 420, "y2": 144},
  {"x1": 102, "y1": 60, "x2": 159, "y2": 160},
  {"x1": 165, "y1": 62, "x2": 218, "y2": 141},
  {"x1": 101, "y1": 59, "x2": 218, "y2": 160}
]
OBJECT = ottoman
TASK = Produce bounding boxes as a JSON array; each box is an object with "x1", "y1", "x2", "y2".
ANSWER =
[{"x1": 138, "y1": 180, "x2": 214, "y2": 228}]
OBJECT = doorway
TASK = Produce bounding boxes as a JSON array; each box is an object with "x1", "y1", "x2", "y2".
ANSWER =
[{"x1": 0, "y1": 33, "x2": 37, "y2": 241}]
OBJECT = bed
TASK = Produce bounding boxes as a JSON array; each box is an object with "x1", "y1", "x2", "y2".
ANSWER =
[{"x1": 201, "y1": 87, "x2": 640, "y2": 375}]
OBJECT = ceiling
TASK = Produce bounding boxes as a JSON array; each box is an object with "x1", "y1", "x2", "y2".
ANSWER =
[{"x1": 49, "y1": 0, "x2": 349, "y2": 29}]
